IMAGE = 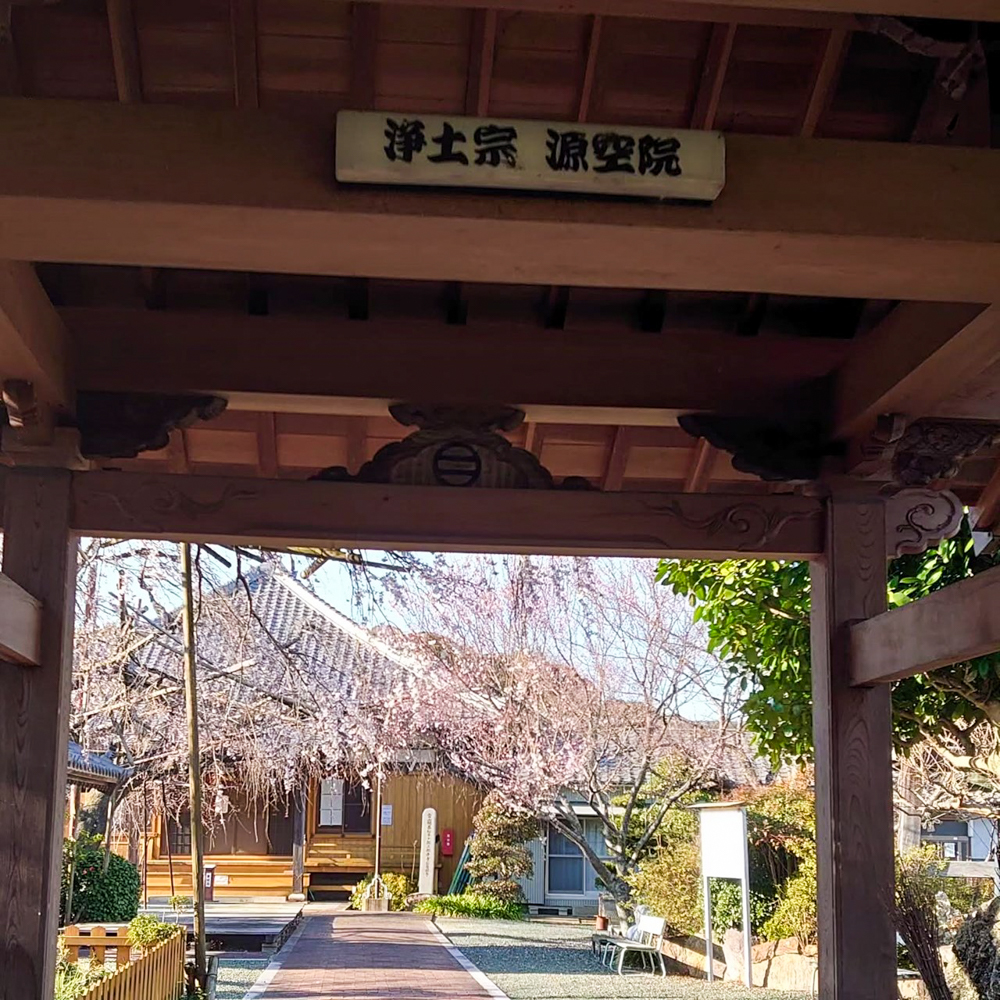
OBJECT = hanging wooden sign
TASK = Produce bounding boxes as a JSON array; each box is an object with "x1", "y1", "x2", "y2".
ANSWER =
[{"x1": 335, "y1": 110, "x2": 725, "y2": 201}]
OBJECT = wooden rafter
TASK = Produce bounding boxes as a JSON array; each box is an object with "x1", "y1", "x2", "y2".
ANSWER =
[
  {"x1": 69, "y1": 307, "x2": 853, "y2": 416},
  {"x1": 832, "y1": 303, "x2": 999, "y2": 442},
  {"x1": 344, "y1": 0, "x2": 998, "y2": 26},
  {"x1": 576, "y1": 15, "x2": 603, "y2": 122},
  {"x1": 230, "y1": 0, "x2": 260, "y2": 110},
  {"x1": 256, "y1": 412, "x2": 277, "y2": 477},
  {"x1": 0, "y1": 261, "x2": 73, "y2": 414},
  {"x1": 465, "y1": 9, "x2": 498, "y2": 116},
  {"x1": 349, "y1": 2, "x2": 379, "y2": 110},
  {"x1": 65, "y1": 472, "x2": 826, "y2": 558},
  {"x1": 165, "y1": 429, "x2": 189, "y2": 475},
  {"x1": 601, "y1": 427, "x2": 630, "y2": 491},
  {"x1": 973, "y1": 463, "x2": 1000, "y2": 531},
  {"x1": 690, "y1": 22, "x2": 735, "y2": 130},
  {"x1": 849, "y1": 564, "x2": 1000, "y2": 686},
  {"x1": 683, "y1": 439, "x2": 716, "y2": 492},
  {"x1": 4, "y1": 101, "x2": 997, "y2": 300},
  {"x1": 105, "y1": 0, "x2": 143, "y2": 103},
  {"x1": 799, "y1": 27, "x2": 850, "y2": 137}
]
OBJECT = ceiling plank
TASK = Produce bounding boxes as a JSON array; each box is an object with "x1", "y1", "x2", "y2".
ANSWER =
[
  {"x1": 105, "y1": 0, "x2": 143, "y2": 103},
  {"x1": 602, "y1": 426, "x2": 631, "y2": 490},
  {"x1": 850, "y1": 564, "x2": 1000, "y2": 686},
  {"x1": 466, "y1": 9, "x2": 498, "y2": 116},
  {"x1": 0, "y1": 572, "x2": 41, "y2": 666},
  {"x1": 230, "y1": 0, "x2": 260, "y2": 110},
  {"x1": 68, "y1": 472, "x2": 826, "y2": 558},
  {"x1": 2, "y1": 101, "x2": 1000, "y2": 301},
  {"x1": 334, "y1": 0, "x2": 997, "y2": 26},
  {"x1": 68, "y1": 306, "x2": 853, "y2": 416},
  {"x1": 798, "y1": 27, "x2": 850, "y2": 137},
  {"x1": 350, "y1": 2, "x2": 380, "y2": 110},
  {"x1": 690, "y1": 22, "x2": 735, "y2": 130},
  {"x1": 831, "y1": 303, "x2": 1000, "y2": 442},
  {"x1": 0, "y1": 262, "x2": 72, "y2": 414}
]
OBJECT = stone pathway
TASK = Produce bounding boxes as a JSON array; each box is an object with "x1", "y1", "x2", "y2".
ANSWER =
[{"x1": 250, "y1": 910, "x2": 497, "y2": 999}]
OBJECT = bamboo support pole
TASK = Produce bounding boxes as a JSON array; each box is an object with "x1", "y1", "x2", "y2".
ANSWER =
[{"x1": 180, "y1": 541, "x2": 208, "y2": 989}]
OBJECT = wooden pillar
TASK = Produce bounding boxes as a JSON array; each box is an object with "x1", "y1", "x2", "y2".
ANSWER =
[
  {"x1": 289, "y1": 787, "x2": 306, "y2": 901},
  {"x1": 0, "y1": 469, "x2": 77, "y2": 1000},
  {"x1": 810, "y1": 495, "x2": 895, "y2": 1000}
]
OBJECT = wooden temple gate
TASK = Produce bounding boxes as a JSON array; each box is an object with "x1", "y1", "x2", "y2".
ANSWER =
[{"x1": 0, "y1": 0, "x2": 998, "y2": 997}]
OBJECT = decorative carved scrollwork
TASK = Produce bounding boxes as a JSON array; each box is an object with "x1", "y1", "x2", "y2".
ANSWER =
[
  {"x1": 884, "y1": 488, "x2": 964, "y2": 558},
  {"x1": 76, "y1": 392, "x2": 228, "y2": 459},
  {"x1": 313, "y1": 404, "x2": 589, "y2": 490},
  {"x1": 892, "y1": 419, "x2": 1000, "y2": 487}
]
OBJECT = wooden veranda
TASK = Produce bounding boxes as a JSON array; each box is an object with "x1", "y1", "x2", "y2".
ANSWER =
[{"x1": 0, "y1": 1, "x2": 998, "y2": 997}]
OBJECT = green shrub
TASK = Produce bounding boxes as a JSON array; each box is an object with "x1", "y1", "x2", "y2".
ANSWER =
[
  {"x1": 127, "y1": 914, "x2": 178, "y2": 952},
  {"x1": 61, "y1": 834, "x2": 140, "y2": 924},
  {"x1": 350, "y1": 872, "x2": 417, "y2": 911},
  {"x1": 465, "y1": 792, "x2": 537, "y2": 903},
  {"x1": 762, "y1": 856, "x2": 817, "y2": 945},
  {"x1": 168, "y1": 894, "x2": 192, "y2": 911},
  {"x1": 476, "y1": 879, "x2": 524, "y2": 905},
  {"x1": 54, "y1": 942, "x2": 110, "y2": 1000},
  {"x1": 711, "y1": 876, "x2": 778, "y2": 936},
  {"x1": 943, "y1": 878, "x2": 995, "y2": 917},
  {"x1": 413, "y1": 892, "x2": 524, "y2": 920},
  {"x1": 626, "y1": 829, "x2": 702, "y2": 936}
]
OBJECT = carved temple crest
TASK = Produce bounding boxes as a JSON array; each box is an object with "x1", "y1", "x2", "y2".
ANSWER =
[
  {"x1": 314, "y1": 404, "x2": 587, "y2": 490},
  {"x1": 892, "y1": 419, "x2": 1000, "y2": 487}
]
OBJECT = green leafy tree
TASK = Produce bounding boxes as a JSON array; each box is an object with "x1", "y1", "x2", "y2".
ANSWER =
[
  {"x1": 465, "y1": 790, "x2": 539, "y2": 903},
  {"x1": 658, "y1": 521, "x2": 1000, "y2": 811}
]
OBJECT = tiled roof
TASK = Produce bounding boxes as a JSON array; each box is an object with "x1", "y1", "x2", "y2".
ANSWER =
[{"x1": 67, "y1": 740, "x2": 129, "y2": 790}]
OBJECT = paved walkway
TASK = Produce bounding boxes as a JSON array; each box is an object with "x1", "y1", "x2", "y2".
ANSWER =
[{"x1": 253, "y1": 909, "x2": 497, "y2": 999}]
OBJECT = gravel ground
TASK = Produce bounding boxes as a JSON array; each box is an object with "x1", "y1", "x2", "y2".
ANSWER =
[
  {"x1": 436, "y1": 919, "x2": 812, "y2": 1000},
  {"x1": 215, "y1": 957, "x2": 269, "y2": 999}
]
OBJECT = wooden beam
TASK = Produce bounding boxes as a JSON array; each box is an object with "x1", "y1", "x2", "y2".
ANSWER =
[
  {"x1": 798, "y1": 27, "x2": 849, "y2": 137},
  {"x1": 465, "y1": 9, "x2": 498, "y2": 116},
  {"x1": 849, "y1": 563, "x2": 1000, "y2": 686},
  {"x1": 339, "y1": 0, "x2": 999, "y2": 25},
  {"x1": 106, "y1": 0, "x2": 143, "y2": 103},
  {"x1": 0, "y1": 469, "x2": 76, "y2": 999},
  {"x1": 831, "y1": 303, "x2": 998, "y2": 442},
  {"x1": 601, "y1": 426, "x2": 630, "y2": 490},
  {"x1": 972, "y1": 462, "x2": 1000, "y2": 531},
  {"x1": 67, "y1": 307, "x2": 853, "y2": 415},
  {"x1": 349, "y1": 3, "x2": 379, "y2": 110},
  {"x1": 346, "y1": 416, "x2": 367, "y2": 473},
  {"x1": 3, "y1": 101, "x2": 1000, "y2": 301},
  {"x1": 166, "y1": 429, "x2": 189, "y2": 474},
  {"x1": 67, "y1": 472, "x2": 826, "y2": 557},
  {"x1": 690, "y1": 22, "x2": 735, "y2": 130},
  {"x1": 0, "y1": 572, "x2": 41, "y2": 666},
  {"x1": 810, "y1": 495, "x2": 895, "y2": 1000},
  {"x1": 576, "y1": 15, "x2": 603, "y2": 122},
  {"x1": 230, "y1": 0, "x2": 260, "y2": 110},
  {"x1": 0, "y1": 261, "x2": 73, "y2": 414}
]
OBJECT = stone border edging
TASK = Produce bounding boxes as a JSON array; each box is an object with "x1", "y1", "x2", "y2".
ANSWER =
[
  {"x1": 426, "y1": 919, "x2": 512, "y2": 1000},
  {"x1": 240, "y1": 916, "x2": 314, "y2": 1000}
]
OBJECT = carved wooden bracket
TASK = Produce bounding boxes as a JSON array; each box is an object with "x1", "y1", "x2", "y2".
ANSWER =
[
  {"x1": 75, "y1": 392, "x2": 227, "y2": 459},
  {"x1": 313, "y1": 404, "x2": 589, "y2": 490},
  {"x1": 892, "y1": 419, "x2": 1000, "y2": 487},
  {"x1": 678, "y1": 413, "x2": 834, "y2": 483},
  {"x1": 884, "y1": 488, "x2": 964, "y2": 558}
]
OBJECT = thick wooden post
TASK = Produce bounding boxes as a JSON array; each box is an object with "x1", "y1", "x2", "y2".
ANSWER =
[
  {"x1": 810, "y1": 496, "x2": 895, "y2": 1000},
  {"x1": 0, "y1": 469, "x2": 76, "y2": 1000},
  {"x1": 289, "y1": 787, "x2": 306, "y2": 901}
]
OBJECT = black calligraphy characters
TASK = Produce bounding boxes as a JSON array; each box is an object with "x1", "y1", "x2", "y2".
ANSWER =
[
  {"x1": 474, "y1": 125, "x2": 518, "y2": 167},
  {"x1": 383, "y1": 118, "x2": 427, "y2": 163}
]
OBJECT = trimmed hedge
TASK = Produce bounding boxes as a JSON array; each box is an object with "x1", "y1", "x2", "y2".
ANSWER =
[
  {"x1": 413, "y1": 892, "x2": 524, "y2": 920},
  {"x1": 61, "y1": 833, "x2": 140, "y2": 924}
]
